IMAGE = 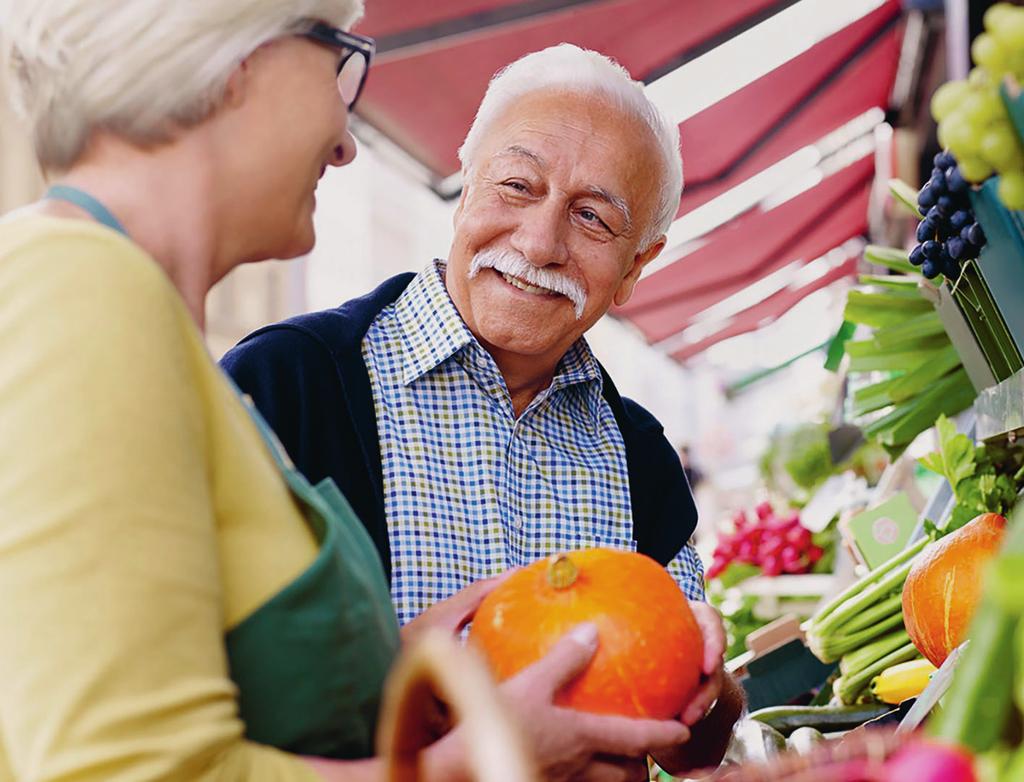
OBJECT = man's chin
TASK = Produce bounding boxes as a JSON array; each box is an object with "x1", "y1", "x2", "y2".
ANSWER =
[{"x1": 473, "y1": 309, "x2": 577, "y2": 359}]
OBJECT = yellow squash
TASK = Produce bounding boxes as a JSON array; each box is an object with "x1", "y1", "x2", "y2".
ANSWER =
[{"x1": 870, "y1": 658, "x2": 937, "y2": 704}]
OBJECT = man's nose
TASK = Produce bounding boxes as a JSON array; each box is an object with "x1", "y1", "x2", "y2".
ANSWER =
[{"x1": 510, "y1": 199, "x2": 569, "y2": 267}]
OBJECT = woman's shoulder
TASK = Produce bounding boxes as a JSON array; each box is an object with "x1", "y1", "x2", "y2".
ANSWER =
[
  {"x1": 0, "y1": 214, "x2": 206, "y2": 396},
  {"x1": 1, "y1": 211, "x2": 165, "y2": 280},
  {"x1": 0, "y1": 214, "x2": 190, "y2": 331}
]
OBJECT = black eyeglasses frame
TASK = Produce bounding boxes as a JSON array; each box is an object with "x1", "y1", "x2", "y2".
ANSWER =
[{"x1": 303, "y1": 22, "x2": 376, "y2": 111}]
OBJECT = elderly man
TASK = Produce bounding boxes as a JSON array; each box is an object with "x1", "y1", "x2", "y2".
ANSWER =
[{"x1": 224, "y1": 43, "x2": 743, "y2": 770}]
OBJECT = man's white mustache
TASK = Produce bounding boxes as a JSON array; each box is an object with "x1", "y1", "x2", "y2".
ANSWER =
[{"x1": 468, "y1": 248, "x2": 587, "y2": 320}]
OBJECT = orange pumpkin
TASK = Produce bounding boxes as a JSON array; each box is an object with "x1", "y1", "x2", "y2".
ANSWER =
[
  {"x1": 902, "y1": 513, "x2": 1007, "y2": 667},
  {"x1": 468, "y1": 548, "x2": 704, "y2": 719}
]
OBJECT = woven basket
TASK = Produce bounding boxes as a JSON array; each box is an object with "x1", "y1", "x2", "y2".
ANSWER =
[{"x1": 376, "y1": 630, "x2": 537, "y2": 782}]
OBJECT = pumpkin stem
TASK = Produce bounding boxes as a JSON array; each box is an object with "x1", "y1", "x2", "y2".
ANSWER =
[{"x1": 547, "y1": 555, "x2": 578, "y2": 590}]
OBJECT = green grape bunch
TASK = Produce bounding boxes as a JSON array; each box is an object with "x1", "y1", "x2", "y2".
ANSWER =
[{"x1": 929, "y1": 2, "x2": 1024, "y2": 210}]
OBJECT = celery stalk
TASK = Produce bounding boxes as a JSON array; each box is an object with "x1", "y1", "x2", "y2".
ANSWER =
[
  {"x1": 839, "y1": 627, "x2": 910, "y2": 677},
  {"x1": 840, "y1": 594, "x2": 905, "y2": 635},
  {"x1": 809, "y1": 537, "x2": 928, "y2": 631},
  {"x1": 865, "y1": 243, "x2": 918, "y2": 272},
  {"x1": 870, "y1": 311, "x2": 946, "y2": 350},
  {"x1": 810, "y1": 611, "x2": 905, "y2": 663},
  {"x1": 836, "y1": 642, "x2": 920, "y2": 704}
]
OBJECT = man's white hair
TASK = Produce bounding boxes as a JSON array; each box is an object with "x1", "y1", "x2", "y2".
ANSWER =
[
  {"x1": 457, "y1": 43, "x2": 683, "y2": 251},
  {"x1": 0, "y1": 0, "x2": 363, "y2": 171}
]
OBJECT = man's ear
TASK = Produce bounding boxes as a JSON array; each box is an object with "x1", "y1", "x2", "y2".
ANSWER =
[
  {"x1": 614, "y1": 235, "x2": 666, "y2": 307},
  {"x1": 453, "y1": 176, "x2": 470, "y2": 227}
]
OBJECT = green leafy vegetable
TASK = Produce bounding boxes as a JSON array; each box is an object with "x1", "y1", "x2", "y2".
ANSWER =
[{"x1": 919, "y1": 415, "x2": 1024, "y2": 533}]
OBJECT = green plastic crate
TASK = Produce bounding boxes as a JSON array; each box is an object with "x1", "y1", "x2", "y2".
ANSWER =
[
  {"x1": 956, "y1": 180, "x2": 1024, "y2": 383},
  {"x1": 942, "y1": 82, "x2": 1024, "y2": 385}
]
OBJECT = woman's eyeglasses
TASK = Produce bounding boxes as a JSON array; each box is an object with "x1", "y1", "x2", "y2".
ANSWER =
[{"x1": 303, "y1": 22, "x2": 376, "y2": 111}]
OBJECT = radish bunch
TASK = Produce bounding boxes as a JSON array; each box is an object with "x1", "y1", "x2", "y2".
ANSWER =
[{"x1": 708, "y1": 502, "x2": 824, "y2": 579}]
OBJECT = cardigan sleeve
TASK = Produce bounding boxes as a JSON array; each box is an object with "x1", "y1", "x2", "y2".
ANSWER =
[
  {"x1": 618, "y1": 397, "x2": 702, "y2": 586},
  {"x1": 0, "y1": 225, "x2": 319, "y2": 781}
]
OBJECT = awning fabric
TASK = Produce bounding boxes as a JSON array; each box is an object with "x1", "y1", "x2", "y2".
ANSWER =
[
  {"x1": 617, "y1": 154, "x2": 875, "y2": 343},
  {"x1": 351, "y1": 0, "x2": 905, "y2": 361},
  {"x1": 356, "y1": 0, "x2": 793, "y2": 177}
]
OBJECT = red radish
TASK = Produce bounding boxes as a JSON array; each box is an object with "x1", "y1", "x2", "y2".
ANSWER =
[{"x1": 882, "y1": 738, "x2": 976, "y2": 782}]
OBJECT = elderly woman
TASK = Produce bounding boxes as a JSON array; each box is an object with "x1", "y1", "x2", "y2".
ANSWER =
[{"x1": 0, "y1": 2, "x2": 691, "y2": 781}]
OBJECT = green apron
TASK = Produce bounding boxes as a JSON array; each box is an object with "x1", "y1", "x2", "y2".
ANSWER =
[
  {"x1": 226, "y1": 390, "x2": 401, "y2": 759},
  {"x1": 40, "y1": 185, "x2": 400, "y2": 759}
]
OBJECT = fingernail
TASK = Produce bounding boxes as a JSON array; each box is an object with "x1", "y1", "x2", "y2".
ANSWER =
[{"x1": 569, "y1": 622, "x2": 599, "y2": 648}]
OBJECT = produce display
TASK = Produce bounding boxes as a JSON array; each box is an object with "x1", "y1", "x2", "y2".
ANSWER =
[
  {"x1": 805, "y1": 534, "x2": 926, "y2": 703},
  {"x1": 801, "y1": 419, "x2": 1022, "y2": 706},
  {"x1": 706, "y1": 729, "x2": 977, "y2": 781},
  {"x1": 468, "y1": 548, "x2": 703, "y2": 719},
  {"x1": 707, "y1": 502, "x2": 824, "y2": 580},
  {"x1": 841, "y1": 246, "x2": 975, "y2": 455},
  {"x1": 658, "y1": 7, "x2": 1024, "y2": 778},
  {"x1": 930, "y1": 3, "x2": 1024, "y2": 209}
]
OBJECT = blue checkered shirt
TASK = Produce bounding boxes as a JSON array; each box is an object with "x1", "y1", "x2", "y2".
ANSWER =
[{"x1": 362, "y1": 261, "x2": 705, "y2": 624}]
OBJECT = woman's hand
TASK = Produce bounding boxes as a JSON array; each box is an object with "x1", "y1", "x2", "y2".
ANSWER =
[
  {"x1": 499, "y1": 623, "x2": 691, "y2": 782},
  {"x1": 401, "y1": 572, "x2": 513, "y2": 647}
]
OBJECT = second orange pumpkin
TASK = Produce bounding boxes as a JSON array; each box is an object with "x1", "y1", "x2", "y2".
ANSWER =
[
  {"x1": 469, "y1": 548, "x2": 704, "y2": 719},
  {"x1": 902, "y1": 512, "x2": 1007, "y2": 667}
]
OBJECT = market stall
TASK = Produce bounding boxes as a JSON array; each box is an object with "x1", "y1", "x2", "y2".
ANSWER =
[{"x1": 640, "y1": 4, "x2": 1024, "y2": 778}]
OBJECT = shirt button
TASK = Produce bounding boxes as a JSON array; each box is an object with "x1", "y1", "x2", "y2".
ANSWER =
[{"x1": 513, "y1": 518, "x2": 523, "y2": 529}]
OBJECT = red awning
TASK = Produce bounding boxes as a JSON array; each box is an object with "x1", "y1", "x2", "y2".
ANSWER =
[
  {"x1": 676, "y1": 4, "x2": 901, "y2": 216},
  {"x1": 356, "y1": 0, "x2": 791, "y2": 178},
  {"x1": 617, "y1": 153, "x2": 874, "y2": 342},
  {"x1": 668, "y1": 255, "x2": 859, "y2": 361}
]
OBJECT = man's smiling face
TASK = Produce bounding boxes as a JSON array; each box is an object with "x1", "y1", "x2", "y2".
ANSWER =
[{"x1": 445, "y1": 89, "x2": 668, "y2": 368}]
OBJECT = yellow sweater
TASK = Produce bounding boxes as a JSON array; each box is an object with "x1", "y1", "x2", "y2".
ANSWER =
[{"x1": 0, "y1": 216, "x2": 322, "y2": 781}]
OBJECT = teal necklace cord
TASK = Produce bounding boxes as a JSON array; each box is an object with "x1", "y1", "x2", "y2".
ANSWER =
[{"x1": 43, "y1": 185, "x2": 129, "y2": 238}]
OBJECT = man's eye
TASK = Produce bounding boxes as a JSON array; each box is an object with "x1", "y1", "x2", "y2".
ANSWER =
[
  {"x1": 502, "y1": 181, "x2": 529, "y2": 192},
  {"x1": 579, "y1": 208, "x2": 610, "y2": 229}
]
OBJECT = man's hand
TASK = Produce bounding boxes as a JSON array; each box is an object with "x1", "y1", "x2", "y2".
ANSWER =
[
  {"x1": 682, "y1": 600, "x2": 727, "y2": 725},
  {"x1": 652, "y1": 601, "x2": 744, "y2": 776}
]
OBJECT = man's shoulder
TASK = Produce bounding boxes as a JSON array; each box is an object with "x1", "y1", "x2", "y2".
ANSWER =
[
  {"x1": 597, "y1": 366, "x2": 665, "y2": 437},
  {"x1": 222, "y1": 272, "x2": 416, "y2": 370}
]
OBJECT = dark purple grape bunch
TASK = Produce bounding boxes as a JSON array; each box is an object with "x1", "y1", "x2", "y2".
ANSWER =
[{"x1": 910, "y1": 150, "x2": 987, "y2": 281}]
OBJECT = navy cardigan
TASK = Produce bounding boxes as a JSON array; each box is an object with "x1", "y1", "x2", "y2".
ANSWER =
[{"x1": 221, "y1": 273, "x2": 699, "y2": 582}]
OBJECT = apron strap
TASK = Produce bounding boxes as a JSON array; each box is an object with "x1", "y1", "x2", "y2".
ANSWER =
[{"x1": 44, "y1": 185, "x2": 130, "y2": 238}]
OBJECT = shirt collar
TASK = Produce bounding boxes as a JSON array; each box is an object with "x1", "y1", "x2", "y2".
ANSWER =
[
  {"x1": 395, "y1": 260, "x2": 476, "y2": 386},
  {"x1": 395, "y1": 260, "x2": 605, "y2": 400}
]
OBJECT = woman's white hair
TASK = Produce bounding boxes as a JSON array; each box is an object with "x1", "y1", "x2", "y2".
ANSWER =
[
  {"x1": 0, "y1": 0, "x2": 363, "y2": 171},
  {"x1": 458, "y1": 43, "x2": 683, "y2": 251}
]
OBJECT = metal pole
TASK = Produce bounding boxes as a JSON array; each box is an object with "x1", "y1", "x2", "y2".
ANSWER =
[{"x1": 944, "y1": 0, "x2": 971, "y2": 80}]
